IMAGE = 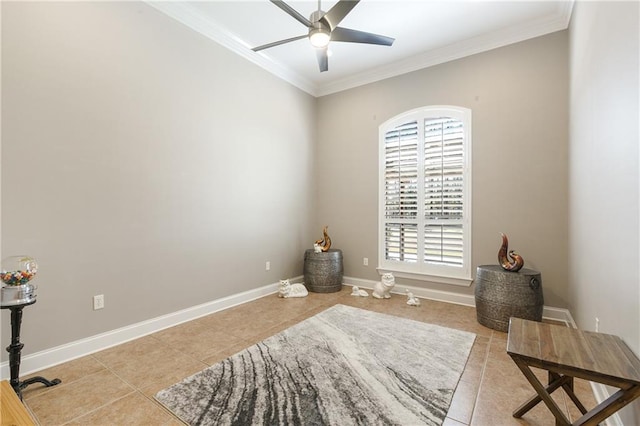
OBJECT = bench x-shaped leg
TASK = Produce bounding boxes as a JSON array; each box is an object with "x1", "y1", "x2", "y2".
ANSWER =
[
  {"x1": 573, "y1": 385, "x2": 640, "y2": 425},
  {"x1": 511, "y1": 355, "x2": 640, "y2": 426},
  {"x1": 510, "y1": 356, "x2": 572, "y2": 425},
  {"x1": 513, "y1": 370, "x2": 588, "y2": 419}
]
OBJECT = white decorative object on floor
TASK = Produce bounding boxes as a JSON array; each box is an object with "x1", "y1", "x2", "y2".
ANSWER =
[
  {"x1": 278, "y1": 279, "x2": 308, "y2": 298},
  {"x1": 406, "y1": 290, "x2": 421, "y2": 306},
  {"x1": 350, "y1": 286, "x2": 369, "y2": 297},
  {"x1": 372, "y1": 273, "x2": 395, "y2": 299}
]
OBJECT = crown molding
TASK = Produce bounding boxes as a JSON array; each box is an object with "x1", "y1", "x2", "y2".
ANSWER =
[
  {"x1": 317, "y1": 2, "x2": 574, "y2": 96},
  {"x1": 147, "y1": 1, "x2": 574, "y2": 98}
]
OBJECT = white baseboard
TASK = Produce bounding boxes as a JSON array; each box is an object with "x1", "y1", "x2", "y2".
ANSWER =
[
  {"x1": 0, "y1": 278, "x2": 297, "y2": 380},
  {"x1": 344, "y1": 276, "x2": 476, "y2": 306},
  {"x1": 343, "y1": 276, "x2": 576, "y2": 326},
  {"x1": 540, "y1": 305, "x2": 577, "y2": 328}
]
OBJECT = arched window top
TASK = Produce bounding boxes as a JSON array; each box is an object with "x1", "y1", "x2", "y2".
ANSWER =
[{"x1": 381, "y1": 105, "x2": 471, "y2": 131}]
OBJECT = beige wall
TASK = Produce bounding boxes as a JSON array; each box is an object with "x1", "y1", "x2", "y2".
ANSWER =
[
  {"x1": 568, "y1": 1, "x2": 639, "y2": 422},
  {"x1": 1, "y1": 2, "x2": 316, "y2": 357},
  {"x1": 316, "y1": 31, "x2": 569, "y2": 307}
]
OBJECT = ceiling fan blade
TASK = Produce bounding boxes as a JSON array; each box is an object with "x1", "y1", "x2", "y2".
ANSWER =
[
  {"x1": 321, "y1": 0, "x2": 360, "y2": 30},
  {"x1": 316, "y1": 47, "x2": 328, "y2": 72},
  {"x1": 270, "y1": 0, "x2": 312, "y2": 28},
  {"x1": 331, "y1": 27, "x2": 394, "y2": 46},
  {"x1": 252, "y1": 34, "x2": 308, "y2": 52}
]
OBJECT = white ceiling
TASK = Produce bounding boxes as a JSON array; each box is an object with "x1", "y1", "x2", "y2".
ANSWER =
[{"x1": 148, "y1": 1, "x2": 574, "y2": 97}]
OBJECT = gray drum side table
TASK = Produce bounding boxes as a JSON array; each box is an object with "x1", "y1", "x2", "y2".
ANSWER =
[
  {"x1": 474, "y1": 265, "x2": 544, "y2": 332},
  {"x1": 303, "y1": 249, "x2": 343, "y2": 293}
]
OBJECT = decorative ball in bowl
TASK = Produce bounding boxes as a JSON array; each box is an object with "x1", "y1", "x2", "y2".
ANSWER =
[{"x1": 1, "y1": 256, "x2": 38, "y2": 286}]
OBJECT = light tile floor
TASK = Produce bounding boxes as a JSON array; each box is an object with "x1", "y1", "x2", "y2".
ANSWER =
[{"x1": 19, "y1": 287, "x2": 597, "y2": 425}]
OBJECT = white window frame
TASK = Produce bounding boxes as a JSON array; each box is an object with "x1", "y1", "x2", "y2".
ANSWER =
[{"x1": 378, "y1": 105, "x2": 472, "y2": 286}]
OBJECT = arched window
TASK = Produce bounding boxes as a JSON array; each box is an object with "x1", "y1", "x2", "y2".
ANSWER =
[{"x1": 379, "y1": 106, "x2": 472, "y2": 285}]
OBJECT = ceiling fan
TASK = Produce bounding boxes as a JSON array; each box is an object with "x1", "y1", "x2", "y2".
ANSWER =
[{"x1": 252, "y1": 0, "x2": 395, "y2": 72}]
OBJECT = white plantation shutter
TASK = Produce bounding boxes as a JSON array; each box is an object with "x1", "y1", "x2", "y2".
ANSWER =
[
  {"x1": 384, "y1": 223, "x2": 418, "y2": 262},
  {"x1": 384, "y1": 121, "x2": 418, "y2": 219},
  {"x1": 424, "y1": 118, "x2": 464, "y2": 266},
  {"x1": 424, "y1": 224, "x2": 463, "y2": 265},
  {"x1": 383, "y1": 121, "x2": 419, "y2": 263},
  {"x1": 379, "y1": 106, "x2": 471, "y2": 283}
]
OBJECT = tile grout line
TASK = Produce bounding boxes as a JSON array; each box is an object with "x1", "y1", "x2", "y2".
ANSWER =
[
  {"x1": 59, "y1": 390, "x2": 138, "y2": 425},
  {"x1": 467, "y1": 330, "x2": 494, "y2": 425},
  {"x1": 143, "y1": 389, "x2": 186, "y2": 424},
  {"x1": 94, "y1": 337, "x2": 200, "y2": 425},
  {"x1": 58, "y1": 354, "x2": 140, "y2": 425},
  {"x1": 22, "y1": 362, "x2": 109, "y2": 403}
]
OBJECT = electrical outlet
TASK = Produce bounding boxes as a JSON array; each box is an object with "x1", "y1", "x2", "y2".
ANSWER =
[
  {"x1": 265, "y1": 261, "x2": 270, "y2": 271},
  {"x1": 363, "y1": 257, "x2": 369, "y2": 266},
  {"x1": 93, "y1": 294, "x2": 104, "y2": 310},
  {"x1": 595, "y1": 317, "x2": 600, "y2": 332}
]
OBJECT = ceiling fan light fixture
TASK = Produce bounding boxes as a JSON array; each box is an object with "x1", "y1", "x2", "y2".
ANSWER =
[{"x1": 309, "y1": 28, "x2": 331, "y2": 48}]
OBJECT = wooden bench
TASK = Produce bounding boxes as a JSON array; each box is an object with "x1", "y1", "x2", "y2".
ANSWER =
[
  {"x1": 1, "y1": 380, "x2": 35, "y2": 426},
  {"x1": 507, "y1": 317, "x2": 640, "y2": 426}
]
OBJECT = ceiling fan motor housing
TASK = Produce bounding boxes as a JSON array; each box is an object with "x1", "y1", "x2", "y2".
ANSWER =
[{"x1": 309, "y1": 10, "x2": 330, "y2": 47}]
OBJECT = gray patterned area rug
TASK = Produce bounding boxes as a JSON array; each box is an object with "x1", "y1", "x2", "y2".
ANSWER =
[{"x1": 155, "y1": 304, "x2": 475, "y2": 426}]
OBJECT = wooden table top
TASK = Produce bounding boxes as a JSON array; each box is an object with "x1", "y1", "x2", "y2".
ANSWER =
[{"x1": 507, "y1": 318, "x2": 640, "y2": 386}]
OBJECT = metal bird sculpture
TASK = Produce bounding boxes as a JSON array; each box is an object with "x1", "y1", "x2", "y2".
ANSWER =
[
  {"x1": 498, "y1": 233, "x2": 524, "y2": 272},
  {"x1": 315, "y1": 226, "x2": 332, "y2": 252}
]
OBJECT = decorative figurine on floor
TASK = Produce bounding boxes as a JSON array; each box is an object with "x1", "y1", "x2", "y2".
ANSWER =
[
  {"x1": 498, "y1": 233, "x2": 524, "y2": 272},
  {"x1": 278, "y1": 279, "x2": 308, "y2": 298},
  {"x1": 350, "y1": 286, "x2": 369, "y2": 297},
  {"x1": 406, "y1": 289, "x2": 421, "y2": 306},
  {"x1": 372, "y1": 273, "x2": 395, "y2": 299},
  {"x1": 314, "y1": 226, "x2": 332, "y2": 252}
]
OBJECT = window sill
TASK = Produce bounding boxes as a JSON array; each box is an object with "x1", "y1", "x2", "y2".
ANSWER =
[{"x1": 376, "y1": 267, "x2": 473, "y2": 287}]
